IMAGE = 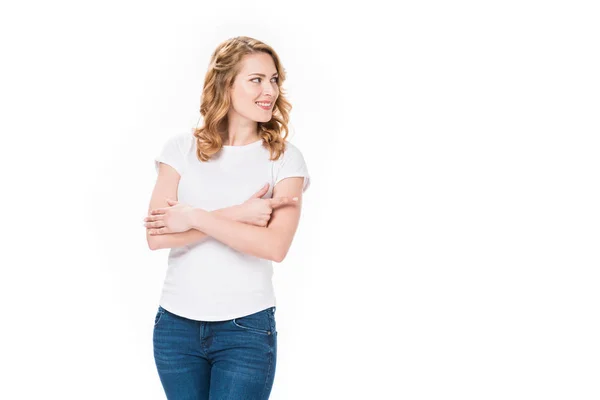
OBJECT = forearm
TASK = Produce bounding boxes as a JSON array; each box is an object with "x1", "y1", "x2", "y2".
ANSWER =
[
  {"x1": 189, "y1": 208, "x2": 280, "y2": 261},
  {"x1": 149, "y1": 206, "x2": 242, "y2": 250}
]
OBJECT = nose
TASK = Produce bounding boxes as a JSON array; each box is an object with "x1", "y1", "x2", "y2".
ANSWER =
[{"x1": 262, "y1": 83, "x2": 276, "y2": 96}]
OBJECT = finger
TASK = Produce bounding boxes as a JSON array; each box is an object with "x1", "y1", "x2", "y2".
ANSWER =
[
  {"x1": 269, "y1": 197, "x2": 286, "y2": 207},
  {"x1": 145, "y1": 220, "x2": 165, "y2": 228},
  {"x1": 251, "y1": 183, "x2": 270, "y2": 199},
  {"x1": 257, "y1": 218, "x2": 268, "y2": 227},
  {"x1": 151, "y1": 227, "x2": 167, "y2": 235},
  {"x1": 269, "y1": 197, "x2": 292, "y2": 208},
  {"x1": 150, "y1": 208, "x2": 166, "y2": 215}
]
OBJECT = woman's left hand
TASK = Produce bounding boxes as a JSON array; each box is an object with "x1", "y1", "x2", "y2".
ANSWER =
[{"x1": 144, "y1": 198, "x2": 195, "y2": 234}]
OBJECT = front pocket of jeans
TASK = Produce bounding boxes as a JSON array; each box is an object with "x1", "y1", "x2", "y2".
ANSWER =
[
  {"x1": 154, "y1": 307, "x2": 165, "y2": 327},
  {"x1": 232, "y1": 311, "x2": 272, "y2": 335}
]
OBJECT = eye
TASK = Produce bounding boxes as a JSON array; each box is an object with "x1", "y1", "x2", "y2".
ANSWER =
[{"x1": 251, "y1": 77, "x2": 279, "y2": 83}]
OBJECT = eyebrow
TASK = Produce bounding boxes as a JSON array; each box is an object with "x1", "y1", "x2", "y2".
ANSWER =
[{"x1": 248, "y1": 73, "x2": 279, "y2": 77}]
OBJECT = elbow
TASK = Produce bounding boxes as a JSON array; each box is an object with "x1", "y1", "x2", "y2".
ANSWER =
[
  {"x1": 271, "y1": 247, "x2": 288, "y2": 263},
  {"x1": 270, "y1": 237, "x2": 293, "y2": 262},
  {"x1": 147, "y1": 236, "x2": 160, "y2": 251}
]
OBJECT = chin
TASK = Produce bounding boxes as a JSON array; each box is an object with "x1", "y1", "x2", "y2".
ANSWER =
[{"x1": 256, "y1": 114, "x2": 273, "y2": 123}]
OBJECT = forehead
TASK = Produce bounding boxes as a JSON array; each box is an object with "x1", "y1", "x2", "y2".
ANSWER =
[{"x1": 239, "y1": 52, "x2": 277, "y2": 74}]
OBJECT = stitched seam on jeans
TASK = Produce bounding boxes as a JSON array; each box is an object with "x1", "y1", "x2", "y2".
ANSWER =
[
  {"x1": 261, "y1": 345, "x2": 273, "y2": 399},
  {"x1": 232, "y1": 318, "x2": 270, "y2": 334},
  {"x1": 154, "y1": 309, "x2": 165, "y2": 327},
  {"x1": 268, "y1": 311, "x2": 277, "y2": 335}
]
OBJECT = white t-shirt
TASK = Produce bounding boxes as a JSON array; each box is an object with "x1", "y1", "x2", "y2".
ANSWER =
[{"x1": 153, "y1": 132, "x2": 310, "y2": 321}]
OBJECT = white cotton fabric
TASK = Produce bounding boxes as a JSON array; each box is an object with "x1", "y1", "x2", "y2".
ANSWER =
[{"x1": 153, "y1": 132, "x2": 310, "y2": 321}]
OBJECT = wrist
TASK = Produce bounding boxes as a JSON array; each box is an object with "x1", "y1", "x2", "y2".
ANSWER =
[
  {"x1": 189, "y1": 207, "x2": 209, "y2": 230},
  {"x1": 210, "y1": 204, "x2": 241, "y2": 221},
  {"x1": 227, "y1": 204, "x2": 244, "y2": 222}
]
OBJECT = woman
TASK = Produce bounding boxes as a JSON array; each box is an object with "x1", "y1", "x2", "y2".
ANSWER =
[{"x1": 143, "y1": 36, "x2": 310, "y2": 399}]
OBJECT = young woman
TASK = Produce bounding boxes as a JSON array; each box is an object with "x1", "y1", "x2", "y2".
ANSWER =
[{"x1": 143, "y1": 36, "x2": 310, "y2": 399}]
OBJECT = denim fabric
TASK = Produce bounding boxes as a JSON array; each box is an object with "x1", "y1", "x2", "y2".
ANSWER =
[{"x1": 153, "y1": 305, "x2": 277, "y2": 399}]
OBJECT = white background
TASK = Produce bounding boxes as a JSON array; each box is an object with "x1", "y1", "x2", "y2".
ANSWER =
[{"x1": 1, "y1": 1, "x2": 599, "y2": 399}]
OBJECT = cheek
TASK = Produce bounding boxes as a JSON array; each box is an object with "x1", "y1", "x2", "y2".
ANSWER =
[
  {"x1": 233, "y1": 85, "x2": 259, "y2": 105},
  {"x1": 231, "y1": 91, "x2": 260, "y2": 117},
  {"x1": 243, "y1": 82, "x2": 260, "y2": 95}
]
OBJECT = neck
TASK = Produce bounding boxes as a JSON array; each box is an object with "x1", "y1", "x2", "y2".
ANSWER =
[{"x1": 226, "y1": 110, "x2": 260, "y2": 146}]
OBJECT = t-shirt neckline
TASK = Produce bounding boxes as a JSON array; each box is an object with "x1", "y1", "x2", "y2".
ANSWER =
[{"x1": 221, "y1": 139, "x2": 264, "y2": 151}]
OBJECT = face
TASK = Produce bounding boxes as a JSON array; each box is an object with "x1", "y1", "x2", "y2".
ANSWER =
[{"x1": 229, "y1": 52, "x2": 279, "y2": 123}]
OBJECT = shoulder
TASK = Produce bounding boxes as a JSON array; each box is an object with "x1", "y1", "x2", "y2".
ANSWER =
[
  {"x1": 283, "y1": 141, "x2": 303, "y2": 153},
  {"x1": 175, "y1": 132, "x2": 195, "y2": 149},
  {"x1": 278, "y1": 141, "x2": 306, "y2": 163},
  {"x1": 273, "y1": 140, "x2": 310, "y2": 187},
  {"x1": 163, "y1": 132, "x2": 194, "y2": 154}
]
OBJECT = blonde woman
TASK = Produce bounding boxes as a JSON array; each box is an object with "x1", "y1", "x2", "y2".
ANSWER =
[{"x1": 144, "y1": 36, "x2": 310, "y2": 399}]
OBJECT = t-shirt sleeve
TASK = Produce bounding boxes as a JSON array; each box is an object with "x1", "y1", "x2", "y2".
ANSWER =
[
  {"x1": 274, "y1": 143, "x2": 311, "y2": 193},
  {"x1": 155, "y1": 134, "x2": 186, "y2": 176}
]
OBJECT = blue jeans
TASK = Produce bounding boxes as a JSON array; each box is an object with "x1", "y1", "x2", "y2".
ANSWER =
[{"x1": 153, "y1": 305, "x2": 277, "y2": 400}]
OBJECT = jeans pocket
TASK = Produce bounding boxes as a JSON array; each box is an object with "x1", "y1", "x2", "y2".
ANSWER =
[
  {"x1": 232, "y1": 308, "x2": 273, "y2": 335},
  {"x1": 154, "y1": 306, "x2": 165, "y2": 327}
]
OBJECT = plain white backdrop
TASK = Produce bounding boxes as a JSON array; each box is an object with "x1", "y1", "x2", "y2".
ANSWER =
[{"x1": 1, "y1": 0, "x2": 599, "y2": 399}]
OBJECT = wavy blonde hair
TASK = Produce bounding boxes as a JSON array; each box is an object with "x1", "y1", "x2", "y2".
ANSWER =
[{"x1": 192, "y1": 36, "x2": 292, "y2": 162}]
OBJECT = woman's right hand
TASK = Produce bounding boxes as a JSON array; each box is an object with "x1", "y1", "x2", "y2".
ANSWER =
[{"x1": 237, "y1": 183, "x2": 298, "y2": 227}]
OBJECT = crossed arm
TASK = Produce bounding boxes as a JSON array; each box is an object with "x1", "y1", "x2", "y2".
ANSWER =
[
  {"x1": 148, "y1": 177, "x2": 305, "y2": 262},
  {"x1": 147, "y1": 205, "x2": 243, "y2": 250}
]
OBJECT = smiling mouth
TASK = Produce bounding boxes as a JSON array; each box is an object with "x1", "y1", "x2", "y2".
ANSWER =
[{"x1": 255, "y1": 102, "x2": 273, "y2": 110}]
